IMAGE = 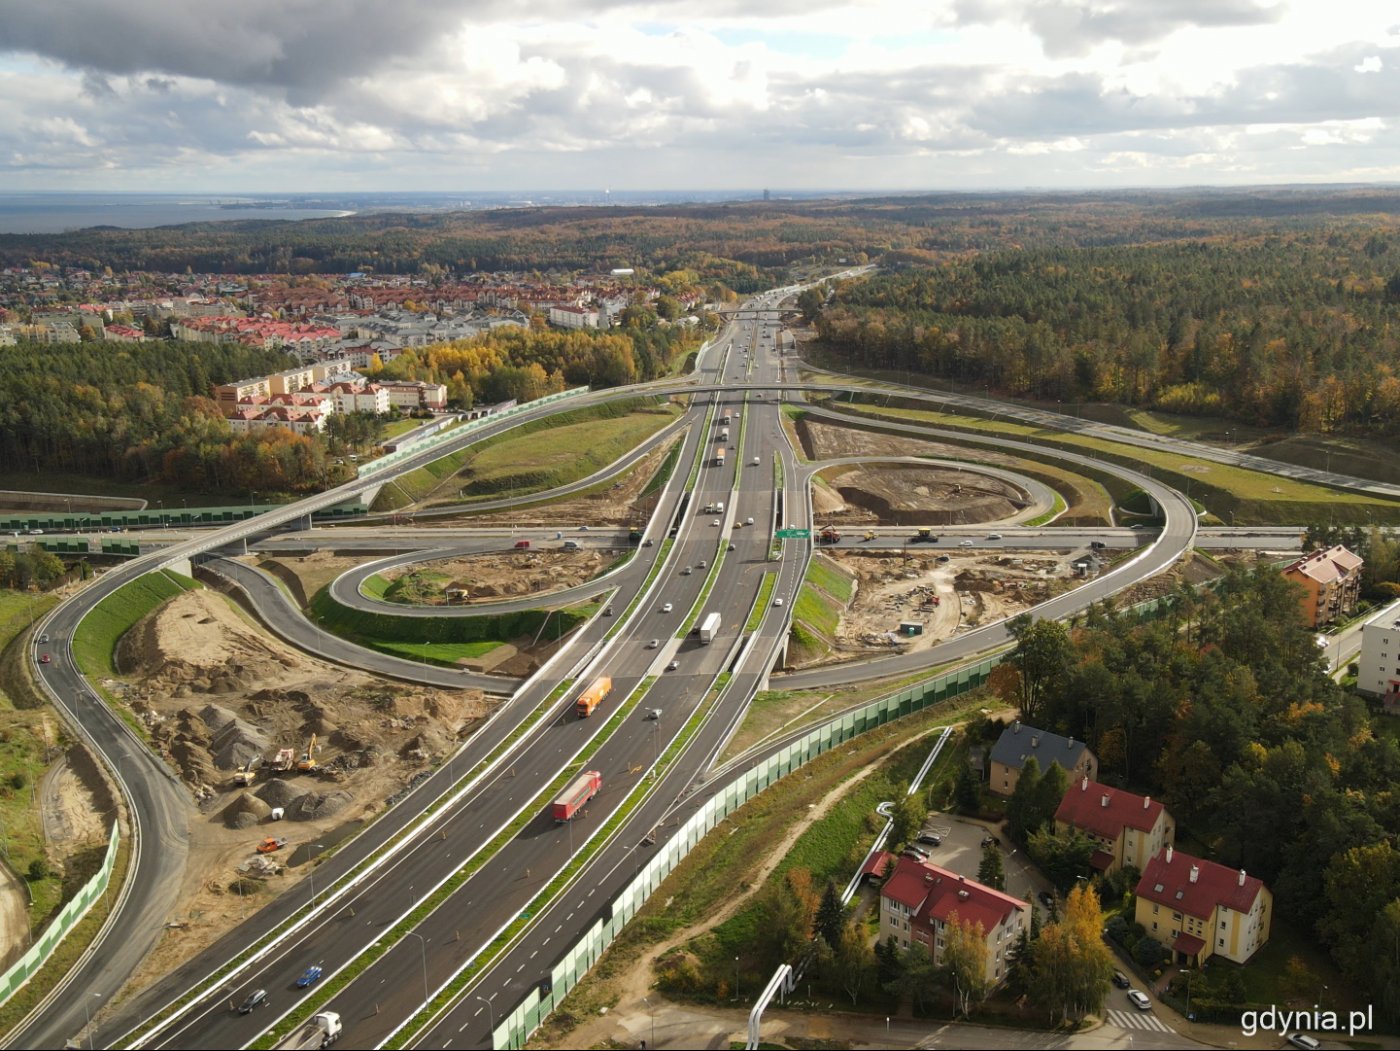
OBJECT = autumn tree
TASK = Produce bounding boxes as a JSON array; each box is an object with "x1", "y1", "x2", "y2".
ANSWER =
[
  {"x1": 1030, "y1": 884, "x2": 1113, "y2": 1022},
  {"x1": 834, "y1": 920, "x2": 874, "y2": 1006},
  {"x1": 941, "y1": 910, "x2": 991, "y2": 1017}
]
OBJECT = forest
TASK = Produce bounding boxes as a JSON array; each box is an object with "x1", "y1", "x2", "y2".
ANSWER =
[{"x1": 993, "y1": 568, "x2": 1400, "y2": 1020}]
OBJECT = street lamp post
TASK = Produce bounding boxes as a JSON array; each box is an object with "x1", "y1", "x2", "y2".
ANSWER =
[
  {"x1": 643, "y1": 995, "x2": 655, "y2": 1048},
  {"x1": 84, "y1": 992, "x2": 101, "y2": 1050},
  {"x1": 475, "y1": 993, "x2": 496, "y2": 1042},
  {"x1": 404, "y1": 931, "x2": 429, "y2": 1007},
  {"x1": 308, "y1": 842, "x2": 325, "y2": 904}
]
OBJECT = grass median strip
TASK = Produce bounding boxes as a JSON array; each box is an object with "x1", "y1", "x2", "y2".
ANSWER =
[{"x1": 745, "y1": 573, "x2": 777, "y2": 633}]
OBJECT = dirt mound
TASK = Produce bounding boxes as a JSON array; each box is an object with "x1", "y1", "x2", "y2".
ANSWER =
[
  {"x1": 287, "y1": 790, "x2": 353, "y2": 822},
  {"x1": 222, "y1": 792, "x2": 272, "y2": 830},
  {"x1": 255, "y1": 779, "x2": 311, "y2": 808},
  {"x1": 200, "y1": 704, "x2": 271, "y2": 771},
  {"x1": 399, "y1": 728, "x2": 450, "y2": 762},
  {"x1": 117, "y1": 589, "x2": 304, "y2": 689}
]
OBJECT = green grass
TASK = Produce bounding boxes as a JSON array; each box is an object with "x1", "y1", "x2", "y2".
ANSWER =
[
  {"x1": 1233, "y1": 918, "x2": 1358, "y2": 1013},
  {"x1": 640, "y1": 436, "x2": 683, "y2": 498},
  {"x1": 793, "y1": 583, "x2": 841, "y2": 642},
  {"x1": 376, "y1": 640, "x2": 504, "y2": 663},
  {"x1": 360, "y1": 573, "x2": 391, "y2": 601},
  {"x1": 450, "y1": 403, "x2": 679, "y2": 501},
  {"x1": 804, "y1": 554, "x2": 854, "y2": 604},
  {"x1": 828, "y1": 400, "x2": 1400, "y2": 526},
  {"x1": 382, "y1": 417, "x2": 427, "y2": 439},
  {"x1": 746, "y1": 573, "x2": 777, "y2": 633},
  {"x1": 72, "y1": 570, "x2": 198, "y2": 680},
  {"x1": 1023, "y1": 491, "x2": 1068, "y2": 527}
]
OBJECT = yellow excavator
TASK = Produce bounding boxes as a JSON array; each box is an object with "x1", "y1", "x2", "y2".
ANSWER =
[{"x1": 297, "y1": 732, "x2": 318, "y2": 772}]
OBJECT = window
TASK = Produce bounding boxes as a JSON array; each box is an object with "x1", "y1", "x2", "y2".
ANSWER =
[{"x1": 1219, "y1": 938, "x2": 1225, "y2": 948}]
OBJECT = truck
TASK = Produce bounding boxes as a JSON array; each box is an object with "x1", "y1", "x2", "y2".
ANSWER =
[
  {"x1": 819, "y1": 527, "x2": 841, "y2": 544},
  {"x1": 574, "y1": 676, "x2": 612, "y2": 719},
  {"x1": 713, "y1": 446, "x2": 726, "y2": 467},
  {"x1": 720, "y1": 413, "x2": 732, "y2": 424},
  {"x1": 270, "y1": 748, "x2": 296, "y2": 773},
  {"x1": 275, "y1": 1011, "x2": 343, "y2": 1049},
  {"x1": 552, "y1": 770, "x2": 602, "y2": 821},
  {"x1": 719, "y1": 427, "x2": 730, "y2": 441},
  {"x1": 698, "y1": 611, "x2": 721, "y2": 645},
  {"x1": 911, "y1": 528, "x2": 939, "y2": 544}
]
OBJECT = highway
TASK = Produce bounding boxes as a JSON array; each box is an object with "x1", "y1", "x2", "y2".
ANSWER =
[{"x1": 18, "y1": 274, "x2": 1346, "y2": 1049}]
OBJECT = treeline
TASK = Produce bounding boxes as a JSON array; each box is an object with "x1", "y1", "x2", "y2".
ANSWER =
[
  {"x1": 997, "y1": 570, "x2": 1400, "y2": 1019},
  {"x1": 365, "y1": 321, "x2": 702, "y2": 406},
  {"x1": 812, "y1": 227, "x2": 1400, "y2": 433}
]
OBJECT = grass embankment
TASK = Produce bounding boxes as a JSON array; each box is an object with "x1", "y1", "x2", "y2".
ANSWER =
[
  {"x1": 826, "y1": 399, "x2": 1400, "y2": 525},
  {"x1": 531, "y1": 700, "x2": 980, "y2": 1043},
  {"x1": 73, "y1": 570, "x2": 198, "y2": 682},
  {"x1": 371, "y1": 399, "x2": 678, "y2": 512},
  {"x1": 789, "y1": 553, "x2": 852, "y2": 660},
  {"x1": 306, "y1": 587, "x2": 593, "y2": 667}
]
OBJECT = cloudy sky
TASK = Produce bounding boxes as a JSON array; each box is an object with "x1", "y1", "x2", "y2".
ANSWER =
[{"x1": 1, "y1": 0, "x2": 1397, "y2": 192}]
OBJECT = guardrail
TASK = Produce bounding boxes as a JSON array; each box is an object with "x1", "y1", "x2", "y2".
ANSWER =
[
  {"x1": 0, "y1": 823, "x2": 118, "y2": 1007},
  {"x1": 358, "y1": 387, "x2": 589, "y2": 479}
]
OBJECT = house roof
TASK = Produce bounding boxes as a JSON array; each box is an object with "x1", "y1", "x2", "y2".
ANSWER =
[
  {"x1": 1135, "y1": 848, "x2": 1265, "y2": 920},
  {"x1": 989, "y1": 722, "x2": 1093, "y2": 774},
  {"x1": 1173, "y1": 932, "x2": 1206, "y2": 956},
  {"x1": 1055, "y1": 778, "x2": 1165, "y2": 840},
  {"x1": 881, "y1": 856, "x2": 1027, "y2": 934},
  {"x1": 1284, "y1": 544, "x2": 1363, "y2": 585},
  {"x1": 861, "y1": 850, "x2": 895, "y2": 882}
]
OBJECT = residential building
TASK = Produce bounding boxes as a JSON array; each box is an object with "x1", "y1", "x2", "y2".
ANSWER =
[
  {"x1": 377, "y1": 380, "x2": 448, "y2": 411},
  {"x1": 548, "y1": 304, "x2": 600, "y2": 330},
  {"x1": 1357, "y1": 598, "x2": 1400, "y2": 708},
  {"x1": 880, "y1": 856, "x2": 1028, "y2": 985},
  {"x1": 988, "y1": 721, "x2": 1098, "y2": 797},
  {"x1": 1134, "y1": 846, "x2": 1271, "y2": 966},
  {"x1": 1054, "y1": 777, "x2": 1174, "y2": 875},
  {"x1": 1282, "y1": 544, "x2": 1364, "y2": 628}
]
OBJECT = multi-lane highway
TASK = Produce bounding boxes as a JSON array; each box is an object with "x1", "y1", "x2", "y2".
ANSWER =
[{"x1": 15, "y1": 274, "x2": 1373, "y2": 1050}]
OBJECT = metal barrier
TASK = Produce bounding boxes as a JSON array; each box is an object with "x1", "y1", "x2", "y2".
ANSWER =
[{"x1": 0, "y1": 823, "x2": 118, "y2": 1007}]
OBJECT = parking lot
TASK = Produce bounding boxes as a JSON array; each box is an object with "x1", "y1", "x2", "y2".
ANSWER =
[{"x1": 912, "y1": 810, "x2": 1057, "y2": 919}]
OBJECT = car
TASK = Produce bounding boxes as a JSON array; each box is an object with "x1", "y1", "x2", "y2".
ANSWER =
[
  {"x1": 728, "y1": 543, "x2": 736, "y2": 551},
  {"x1": 646, "y1": 638, "x2": 660, "y2": 649},
  {"x1": 38, "y1": 653, "x2": 51, "y2": 664},
  {"x1": 579, "y1": 525, "x2": 590, "y2": 532},
  {"x1": 27, "y1": 529, "x2": 43, "y2": 535},
  {"x1": 712, "y1": 519, "x2": 720, "y2": 527},
  {"x1": 38, "y1": 633, "x2": 48, "y2": 644},
  {"x1": 1286, "y1": 1035, "x2": 1321, "y2": 1051},
  {"x1": 237, "y1": 989, "x2": 269, "y2": 1014},
  {"x1": 643, "y1": 538, "x2": 654, "y2": 547},
  {"x1": 1126, "y1": 989, "x2": 1151, "y2": 1012},
  {"x1": 661, "y1": 603, "x2": 673, "y2": 614},
  {"x1": 698, "y1": 560, "x2": 707, "y2": 569},
  {"x1": 959, "y1": 539, "x2": 975, "y2": 547},
  {"x1": 682, "y1": 566, "x2": 693, "y2": 575},
  {"x1": 773, "y1": 597, "x2": 784, "y2": 607},
  {"x1": 295, "y1": 964, "x2": 323, "y2": 989},
  {"x1": 603, "y1": 605, "x2": 613, "y2": 616},
  {"x1": 902, "y1": 845, "x2": 930, "y2": 860},
  {"x1": 665, "y1": 659, "x2": 679, "y2": 671},
  {"x1": 1038, "y1": 890, "x2": 1055, "y2": 908},
  {"x1": 916, "y1": 833, "x2": 942, "y2": 846},
  {"x1": 1090, "y1": 540, "x2": 1106, "y2": 550},
  {"x1": 752, "y1": 456, "x2": 760, "y2": 465},
  {"x1": 745, "y1": 517, "x2": 754, "y2": 525},
  {"x1": 256, "y1": 836, "x2": 287, "y2": 854},
  {"x1": 1111, "y1": 970, "x2": 1131, "y2": 989},
  {"x1": 987, "y1": 533, "x2": 1002, "y2": 540},
  {"x1": 108, "y1": 526, "x2": 122, "y2": 533},
  {"x1": 646, "y1": 708, "x2": 663, "y2": 719}
]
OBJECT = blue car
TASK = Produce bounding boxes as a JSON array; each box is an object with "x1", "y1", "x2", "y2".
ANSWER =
[{"x1": 295, "y1": 964, "x2": 323, "y2": 989}]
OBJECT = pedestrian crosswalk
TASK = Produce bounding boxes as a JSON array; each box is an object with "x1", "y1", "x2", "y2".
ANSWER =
[{"x1": 1106, "y1": 1008, "x2": 1175, "y2": 1032}]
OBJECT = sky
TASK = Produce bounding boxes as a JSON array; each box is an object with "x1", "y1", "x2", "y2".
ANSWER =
[{"x1": 1, "y1": 0, "x2": 1398, "y2": 193}]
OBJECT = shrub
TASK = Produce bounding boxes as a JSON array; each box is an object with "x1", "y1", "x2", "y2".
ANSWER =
[{"x1": 1132, "y1": 936, "x2": 1168, "y2": 968}]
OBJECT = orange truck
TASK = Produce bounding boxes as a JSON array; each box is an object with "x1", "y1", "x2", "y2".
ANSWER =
[{"x1": 574, "y1": 675, "x2": 612, "y2": 718}]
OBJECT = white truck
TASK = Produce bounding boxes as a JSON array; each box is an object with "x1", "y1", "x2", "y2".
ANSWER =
[
  {"x1": 276, "y1": 1011, "x2": 342, "y2": 1049},
  {"x1": 698, "y1": 612, "x2": 721, "y2": 645}
]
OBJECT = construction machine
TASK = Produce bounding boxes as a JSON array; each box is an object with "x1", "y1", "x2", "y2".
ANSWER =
[{"x1": 297, "y1": 733, "x2": 318, "y2": 772}]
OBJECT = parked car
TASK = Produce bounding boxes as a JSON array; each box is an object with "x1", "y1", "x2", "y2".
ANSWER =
[
  {"x1": 295, "y1": 964, "x2": 323, "y2": 989},
  {"x1": 237, "y1": 989, "x2": 268, "y2": 1014},
  {"x1": 1038, "y1": 890, "x2": 1055, "y2": 908},
  {"x1": 916, "y1": 833, "x2": 942, "y2": 847},
  {"x1": 1112, "y1": 970, "x2": 1130, "y2": 989},
  {"x1": 1287, "y1": 1035, "x2": 1321, "y2": 1051},
  {"x1": 902, "y1": 845, "x2": 930, "y2": 860},
  {"x1": 981, "y1": 833, "x2": 996, "y2": 847},
  {"x1": 1126, "y1": 989, "x2": 1151, "y2": 1011}
]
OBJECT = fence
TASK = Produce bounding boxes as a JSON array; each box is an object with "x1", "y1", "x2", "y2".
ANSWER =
[
  {"x1": 358, "y1": 387, "x2": 590, "y2": 479},
  {"x1": 490, "y1": 653, "x2": 999, "y2": 1047},
  {"x1": 0, "y1": 822, "x2": 119, "y2": 1007}
]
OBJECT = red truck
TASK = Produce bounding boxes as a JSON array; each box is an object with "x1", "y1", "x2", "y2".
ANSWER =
[{"x1": 552, "y1": 771, "x2": 602, "y2": 822}]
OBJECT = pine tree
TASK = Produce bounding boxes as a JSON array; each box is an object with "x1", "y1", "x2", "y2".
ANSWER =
[
  {"x1": 814, "y1": 880, "x2": 847, "y2": 949},
  {"x1": 977, "y1": 842, "x2": 1005, "y2": 890},
  {"x1": 954, "y1": 762, "x2": 981, "y2": 814}
]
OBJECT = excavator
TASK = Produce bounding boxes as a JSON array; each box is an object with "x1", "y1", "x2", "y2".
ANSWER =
[
  {"x1": 232, "y1": 755, "x2": 261, "y2": 788},
  {"x1": 296, "y1": 732, "x2": 318, "y2": 773}
]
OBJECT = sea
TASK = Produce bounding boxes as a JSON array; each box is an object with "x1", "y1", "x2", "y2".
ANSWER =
[{"x1": 0, "y1": 189, "x2": 820, "y2": 235}]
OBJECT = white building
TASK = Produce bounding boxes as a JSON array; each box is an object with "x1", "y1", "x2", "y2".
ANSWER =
[
  {"x1": 1357, "y1": 598, "x2": 1400, "y2": 706},
  {"x1": 548, "y1": 304, "x2": 600, "y2": 330}
]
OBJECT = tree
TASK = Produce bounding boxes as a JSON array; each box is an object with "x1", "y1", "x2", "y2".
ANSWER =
[
  {"x1": 1030, "y1": 884, "x2": 1113, "y2": 1022},
  {"x1": 942, "y1": 910, "x2": 991, "y2": 1017},
  {"x1": 834, "y1": 920, "x2": 874, "y2": 1006},
  {"x1": 1004, "y1": 921, "x2": 1036, "y2": 997},
  {"x1": 1026, "y1": 827, "x2": 1096, "y2": 890},
  {"x1": 1007, "y1": 756, "x2": 1042, "y2": 844},
  {"x1": 954, "y1": 762, "x2": 982, "y2": 814},
  {"x1": 1007, "y1": 615, "x2": 1073, "y2": 724},
  {"x1": 875, "y1": 935, "x2": 902, "y2": 988},
  {"x1": 977, "y1": 842, "x2": 1005, "y2": 891},
  {"x1": 890, "y1": 791, "x2": 925, "y2": 848},
  {"x1": 887, "y1": 944, "x2": 940, "y2": 1011},
  {"x1": 760, "y1": 867, "x2": 822, "y2": 969},
  {"x1": 814, "y1": 880, "x2": 847, "y2": 950}
]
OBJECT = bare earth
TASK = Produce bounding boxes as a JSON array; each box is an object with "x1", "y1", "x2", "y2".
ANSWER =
[
  {"x1": 374, "y1": 549, "x2": 615, "y2": 605},
  {"x1": 108, "y1": 588, "x2": 490, "y2": 995}
]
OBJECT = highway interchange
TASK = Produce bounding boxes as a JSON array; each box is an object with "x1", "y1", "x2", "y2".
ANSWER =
[{"x1": 9, "y1": 277, "x2": 1383, "y2": 1050}]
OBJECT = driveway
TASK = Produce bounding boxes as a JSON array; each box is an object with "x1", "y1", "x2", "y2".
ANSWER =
[{"x1": 914, "y1": 811, "x2": 1055, "y2": 919}]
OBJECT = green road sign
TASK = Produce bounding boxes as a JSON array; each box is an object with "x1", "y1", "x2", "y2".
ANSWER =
[{"x1": 775, "y1": 527, "x2": 811, "y2": 539}]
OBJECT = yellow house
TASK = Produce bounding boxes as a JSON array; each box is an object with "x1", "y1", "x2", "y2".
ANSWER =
[
  {"x1": 1134, "y1": 846, "x2": 1271, "y2": 966},
  {"x1": 1054, "y1": 777, "x2": 1174, "y2": 875}
]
